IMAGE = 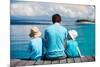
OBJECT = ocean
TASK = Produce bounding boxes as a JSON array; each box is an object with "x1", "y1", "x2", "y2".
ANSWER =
[{"x1": 10, "y1": 21, "x2": 95, "y2": 59}]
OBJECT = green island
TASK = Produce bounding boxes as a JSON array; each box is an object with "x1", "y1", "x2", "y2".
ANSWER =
[{"x1": 76, "y1": 19, "x2": 95, "y2": 23}]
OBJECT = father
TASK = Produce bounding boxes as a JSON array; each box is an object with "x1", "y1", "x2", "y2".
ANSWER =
[{"x1": 44, "y1": 14, "x2": 68, "y2": 60}]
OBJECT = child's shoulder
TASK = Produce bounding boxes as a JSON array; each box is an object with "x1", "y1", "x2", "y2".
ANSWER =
[
  {"x1": 67, "y1": 40, "x2": 78, "y2": 45},
  {"x1": 36, "y1": 37, "x2": 42, "y2": 40},
  {"x1": 67, "y1": 40, "x2": 77, "y2": 42},
  {"x1": 31, "y1": 37, "x2": 42, "y2": 41}
]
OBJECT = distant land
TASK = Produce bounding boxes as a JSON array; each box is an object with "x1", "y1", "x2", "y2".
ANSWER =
[{"x1": 76, "y1": 19, "x2": 95, "y2": 23}]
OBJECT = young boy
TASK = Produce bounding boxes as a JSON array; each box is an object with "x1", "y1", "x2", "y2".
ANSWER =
[
  {"x1": 65, "y1": 30, "x2": 82, "y2": 58},
  {"x1": 28, "y1": 27, "x2": 42, "y2": 60}
]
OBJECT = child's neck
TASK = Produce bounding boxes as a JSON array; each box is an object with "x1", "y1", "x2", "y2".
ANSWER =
[
  {"x1": 68, "y1": 39, "x2": 75, "y2": 41},
  {"x1": 32, "y1": 37, "x2": 39, "y2": 39}
]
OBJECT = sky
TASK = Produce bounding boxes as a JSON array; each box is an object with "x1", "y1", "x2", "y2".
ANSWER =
[{"x1": 11, "y1": 1, "x2": 95, "y2": 20}]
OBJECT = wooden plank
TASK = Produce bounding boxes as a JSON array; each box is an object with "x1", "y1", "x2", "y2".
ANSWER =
[
  {"x1": 34, "y1": 60, "x2": 43, "y2": 65},
  {"x1": 80, "y1": 57, "x2": 88, "y2": 62},
  {"x1": 43, "y1": 60, "x2": 52, "y2": 65},
  {"x1": 10, "y1": 59, "x2": 20, "y2": 67},
  {"x1": 51, "y1": 60, "x2": 60, "y2": 64},
  {"x1": 24, "y1": 61, "x2": 35, "y2": 66},
  {"x1": 10, "y1": 56, "x2": 95, "y2": 66},
  {"x1": 86, "y1": 57, "x2": 95, "y2": 62},
  {"x1": 74, "y1": 58, "x2": 81, "y2": 63},
  {"x1": 15, "y1": 60, "x2": 27, "y2": 66},
  {"x1": 92, "y1": 56, "x2": 95, "y2": 61},
  {"x1": 67, "y1": 58, "x2": 75, "y2": 63},
  {"x1": 60, "y1": 59, "x2": 66, "y2": 64}
]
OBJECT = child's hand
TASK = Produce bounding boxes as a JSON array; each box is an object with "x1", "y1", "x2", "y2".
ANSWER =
[{"x1": 80, "y1": 56, "x2": 84, "y2": 57}]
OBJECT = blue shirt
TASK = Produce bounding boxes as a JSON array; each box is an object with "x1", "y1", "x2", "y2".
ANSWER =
[
  {"x1": 65, "y1": 40, "x2": 79, "y2": 57},
  {"x1": 44, "y1": 23, "x2": 67, "y2": 58},
  {"x1": 29, "y1": 37, "x2": 42, "y2": 60}
]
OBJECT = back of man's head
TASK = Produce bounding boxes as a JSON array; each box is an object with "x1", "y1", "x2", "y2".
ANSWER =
[{"x1": 52, "y1": 14, "x2": 61, "y2": 24}]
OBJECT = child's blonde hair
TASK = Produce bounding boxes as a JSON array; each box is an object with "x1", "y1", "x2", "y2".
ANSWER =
[{"x1": 68, "y1": 30, "x2": 78, "y2": 40}]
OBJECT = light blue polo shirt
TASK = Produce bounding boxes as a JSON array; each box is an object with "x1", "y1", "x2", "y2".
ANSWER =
[
  {"x1": 29, "y1": 37, "x2": 42, "y2": 60},
  {"x1": 65, "y1": 40, "x2": 79, "y2": 57},
  {"x1": 44, "y1": 23, "x2": 67, "y2": 58}
]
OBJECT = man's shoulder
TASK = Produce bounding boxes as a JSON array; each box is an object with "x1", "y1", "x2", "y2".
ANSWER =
[
  {"x1": 59, "y1": 25, "x2": 67, "y2": 32},
  {"x1": 60, "y1": 26, "x2": 67, "y2": 30},
  {"x1": 45, "y1": 25, "x2": 54, "y2": 30},
  {"x1": 45, "y1": 24, "x2": 67, "y2": 31}
]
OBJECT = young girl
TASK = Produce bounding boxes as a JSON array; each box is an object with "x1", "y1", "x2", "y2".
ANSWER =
[
  {"x1": 65, "y1": 30, "x2": 82, "y2": 58},
  {"x1": 29, "y1": 27, "x2": 42, "y2": 60}
]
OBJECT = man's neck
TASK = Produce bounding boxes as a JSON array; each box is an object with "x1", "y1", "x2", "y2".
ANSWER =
[{"x1": 54, "y1": 22, "x2": 61, "y2": 25}]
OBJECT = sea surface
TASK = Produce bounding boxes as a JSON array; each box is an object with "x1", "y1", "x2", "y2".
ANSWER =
[{"x1": 10, "y1": 21, "x2": 95, "y2": 59}]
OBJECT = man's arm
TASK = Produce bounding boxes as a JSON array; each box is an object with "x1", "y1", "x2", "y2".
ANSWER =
[
  {"x1": 28, "y1": 41, "x2": 32, "y2": 53},
  {"x1": 64, "y1": 29, "x2": 68, "y2": 49},
  {"x1": 64, "y1": 38, "x2": 67, "y2": 49},
  {"x1": 44, "y1": 30, "x2": 48, "y2": 48}
]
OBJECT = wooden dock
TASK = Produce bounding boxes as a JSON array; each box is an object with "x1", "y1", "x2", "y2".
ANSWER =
[{"x1": 10, "y1": 56, "x2": 95, "y2": 67}]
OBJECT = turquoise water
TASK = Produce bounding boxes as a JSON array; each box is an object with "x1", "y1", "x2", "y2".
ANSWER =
[{"x1": 10, "y1": 23, "x2": 95, "y2": 59}]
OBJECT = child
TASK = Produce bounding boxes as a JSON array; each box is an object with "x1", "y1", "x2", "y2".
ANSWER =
[
  {"x1": 28, "y1": 27, "x2": 42, "y2": 60},
  {"x1": 65, "y1": 30, "x2": 82, "y2": 58}
]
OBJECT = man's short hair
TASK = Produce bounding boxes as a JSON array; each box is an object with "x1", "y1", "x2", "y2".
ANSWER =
[{"x1": 52, "y1": 14, "x2": 61, "y2": 23}]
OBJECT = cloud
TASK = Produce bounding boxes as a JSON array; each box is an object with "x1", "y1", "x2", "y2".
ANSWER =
[{"x1": 11, "y1": 2, "x2": 95, "y2": 19}]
